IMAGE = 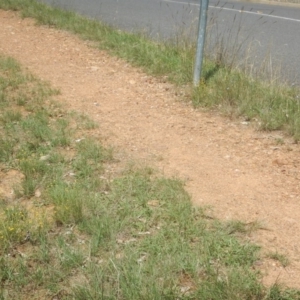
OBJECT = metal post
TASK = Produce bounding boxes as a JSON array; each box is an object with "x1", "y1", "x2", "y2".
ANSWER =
[{"x1": 193, "y1": 0, "x2": 209, "y2": 86}]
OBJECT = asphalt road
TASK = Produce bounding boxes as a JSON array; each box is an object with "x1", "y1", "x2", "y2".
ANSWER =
[{"x1": 39, "y1": 0, "x2": 300, "y2": 83}]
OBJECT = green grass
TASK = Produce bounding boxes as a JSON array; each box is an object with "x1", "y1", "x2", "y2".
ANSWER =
[
  {"x1": 1, "y1": 0, "x2": 300, "y2": 141},
  {"x1": 1, "y1": 55, "x2": 300, "y2": 299},
  {"x1": 193, "y1": 68, "x2": 300, "y2": 139},
  {"x1": 267, "y1": 251, "x2": 290, "y2": 268}
]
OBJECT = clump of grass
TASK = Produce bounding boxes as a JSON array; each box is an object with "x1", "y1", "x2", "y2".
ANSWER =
[
  {"x1": 75, "y1": 113, "x2": 99, "y2": 130},
  {"x1": 267, "y1": 251, "x2": 290, "y2": 268},
  {"x1": 0, "y1": 207, "x2": 29, "y2": 246},
  {"x1": 266, "y1": 284, "x2": 300, "y2": 300},
  {"x1": 221, "y1": 219, "x2": 264, "y2": 236}
]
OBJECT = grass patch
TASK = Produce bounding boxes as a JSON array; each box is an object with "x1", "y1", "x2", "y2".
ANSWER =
[
  {"x1": 267, "y1": 251, "x2": 290, "y2": 268},
  {"x1": 193, "y1": 69, "x2": 300, "y2": 139},
  {"x1": 1, "y1": 54, "x2": 300, "y2": 298}
]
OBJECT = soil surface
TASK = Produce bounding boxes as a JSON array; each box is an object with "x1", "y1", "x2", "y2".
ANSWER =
[{"x1": 1, "y1": 10, "x2": 300, "y2": 289}]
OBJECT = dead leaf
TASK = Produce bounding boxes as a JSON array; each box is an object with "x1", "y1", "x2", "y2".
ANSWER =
[{"x1": 147, "y1": 200, "x2": 160, "y2": 207}]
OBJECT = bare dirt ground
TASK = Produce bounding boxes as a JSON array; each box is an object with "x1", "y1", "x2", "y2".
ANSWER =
[{"x1": 1, "y1": 10, "x2": 300, "y2": 289}]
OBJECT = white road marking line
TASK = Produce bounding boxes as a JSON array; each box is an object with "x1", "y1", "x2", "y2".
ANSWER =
[{"x1": 162, "y1": 0, "x2": 300, "y2": 23}]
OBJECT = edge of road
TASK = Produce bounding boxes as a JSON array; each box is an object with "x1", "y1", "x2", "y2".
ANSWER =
[{"x1": 243, "y1": 0, "x2": 300, "y2": 7}]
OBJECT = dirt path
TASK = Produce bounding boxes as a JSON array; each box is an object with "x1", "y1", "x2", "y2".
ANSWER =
[{"x1": 1, "y1": 10, "x2": 300, "y2": 288}]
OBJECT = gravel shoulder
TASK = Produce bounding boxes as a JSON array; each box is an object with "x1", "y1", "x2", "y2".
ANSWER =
[{"x1": 1, "y1": 10, "x2": 300, "y2": 288}]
